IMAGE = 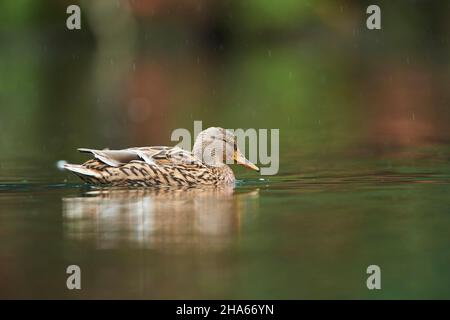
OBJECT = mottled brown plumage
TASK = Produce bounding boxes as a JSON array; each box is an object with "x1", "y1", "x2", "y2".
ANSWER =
[{"x1": 64, "y1": 127, "x2": 259, "y2": 187}]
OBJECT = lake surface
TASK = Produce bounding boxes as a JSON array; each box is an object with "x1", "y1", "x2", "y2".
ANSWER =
[{"x1": 1, "y1": 150, "x2": 449, "y2": 299}]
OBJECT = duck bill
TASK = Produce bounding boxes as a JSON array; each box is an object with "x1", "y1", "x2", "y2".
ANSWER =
[{"x1": 234, "y1": 152, "x2": 260, "y2": 171}]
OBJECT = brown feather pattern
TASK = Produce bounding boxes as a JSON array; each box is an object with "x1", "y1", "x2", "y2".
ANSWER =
[{"x1": 65, "y1": 147, "x2": 235, "y2": 187}]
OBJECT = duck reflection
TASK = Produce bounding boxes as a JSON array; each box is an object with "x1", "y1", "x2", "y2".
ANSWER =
[{"x1": 62, "y1": 186, "x2": 259, "y2": 251}]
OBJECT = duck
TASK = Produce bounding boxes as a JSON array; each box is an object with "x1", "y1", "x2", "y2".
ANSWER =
[{"x1": 64, "y1": 127, "x2": 259, "y2": 187}]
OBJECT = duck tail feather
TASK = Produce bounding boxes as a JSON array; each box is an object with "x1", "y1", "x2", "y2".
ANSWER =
[{"x1": 63, "y1": 163, "x2": 101, "y2": 178}]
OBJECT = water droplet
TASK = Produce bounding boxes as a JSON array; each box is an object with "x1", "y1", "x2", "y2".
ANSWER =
[{"x1": 56, "y1": 160, "x2": 67, "y2": 170}]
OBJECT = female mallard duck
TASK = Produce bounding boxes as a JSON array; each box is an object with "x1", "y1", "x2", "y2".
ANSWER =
[{"x1": 64, "y1": 127, "x2": 259, "y2": 187}]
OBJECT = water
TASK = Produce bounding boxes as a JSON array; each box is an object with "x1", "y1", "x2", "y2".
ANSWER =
[{"x1": 1, "y1": 152, "x2": 449, "y2": 299}]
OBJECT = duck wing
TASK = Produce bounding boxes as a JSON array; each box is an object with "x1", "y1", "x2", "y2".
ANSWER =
[
  {"x1": 77, "y1": 148, "x2": 142, "y2": 166},
  {"x1": 65, "y1": 146, "x2": 209, "y2": 187},
  {"x1": 132, "y1": 146, "x2": 202, "y2": 166},
  {"x1": 77, "y1": 146, "x2": 202, "y2": 167}
]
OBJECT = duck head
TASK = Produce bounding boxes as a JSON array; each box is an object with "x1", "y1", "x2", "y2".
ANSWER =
[{"x1": 192, "y1": 127, "x2": 259, "y2": 171}]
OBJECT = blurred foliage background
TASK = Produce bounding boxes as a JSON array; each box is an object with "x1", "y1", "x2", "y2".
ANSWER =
[
  {"x1": 1, "y1": 0, "x2": 450, "y2": 300},
  {"x1": 0, "y1": 0, "x2": 449, "y2": 180}
]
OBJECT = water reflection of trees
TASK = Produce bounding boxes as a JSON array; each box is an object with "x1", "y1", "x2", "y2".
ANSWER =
[{"x1": 62, "y1": 187, "x2": 259, "y2": 251}]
